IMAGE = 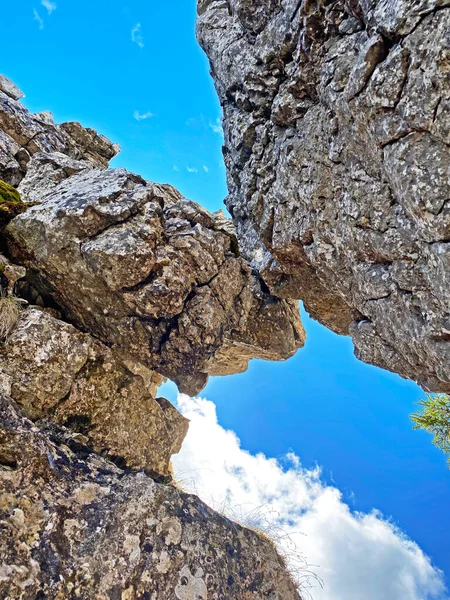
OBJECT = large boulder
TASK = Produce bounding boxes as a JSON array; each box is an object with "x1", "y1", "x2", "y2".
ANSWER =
[
  {"x1": 6, "y1": 152, "x2": 304, "y2": 395},
  {"x1": 197, "y1": 0, "x2": 450, "y2": 392},
  {"x1": 0, "y1": 394, "x2": 301, "y2": 600},
  {"x1": 0, "y1": 308, "x2": 188, "y2": 478}
]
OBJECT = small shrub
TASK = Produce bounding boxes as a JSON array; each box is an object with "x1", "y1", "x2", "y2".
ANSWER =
[
  {"x1": 411, "y1": 393, "x2": 450, "y2": 465},
  {"x1": 0, "y1": 296, "x2": 22, "y2": 340}
]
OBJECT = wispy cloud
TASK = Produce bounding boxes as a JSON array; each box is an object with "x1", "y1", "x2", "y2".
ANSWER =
[
  {"x1": 210, "y1": 116, "x2": 223, "y2": 135},
  {"x1": 173, "y1": 394, "x2": 447, "y2": 600},
  {"x1": 203, "y1": 165, "x2": 209, "y2": 173},
  {"x1": 41, "y1": 0, "x2": 56, "y2": 14},
  {"x1": 33, "y1": 9, "x2": 44, "y2": 29},
  {"x1": 187, "y1": 167, "x2": 198, "y2": 174},
  {"x1": 133, "y1": 110, "x2": 154, "y2": 121},
  {"x1": 131, "y1": 23, "x2": 144, "y2": 49},
  {"x1": 173, "y1": 165, "x2": 179, "y2": 172}
]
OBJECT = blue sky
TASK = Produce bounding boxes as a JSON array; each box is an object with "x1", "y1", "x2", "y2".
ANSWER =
[{"x1": 3, "y1": 1, "x2": 449, "y2": 597}]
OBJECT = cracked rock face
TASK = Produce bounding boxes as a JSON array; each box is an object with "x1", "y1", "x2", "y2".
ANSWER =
[
  {"x1": 0, "y1": 395, "x2": 301, "y2": 600},
  {"x1": 0, "y1": 82, "x2": 119, "y2": 187},
  {"x1": 0, "y1": 308, "x2": 188, "y2": 478},
  {"x1": 0, "y1": 77, "x2": 303, "y2": 597},
  {"x1": 197, "y1": 0, "x2": 450, "y2": 391},
  {"x1": 6, "y1": 152, "x2": 304, "y2": 395}
]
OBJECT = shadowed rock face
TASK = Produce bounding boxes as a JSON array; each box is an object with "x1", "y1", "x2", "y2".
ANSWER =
[
  {"x1": 0, "y1": 395, "x2": 301, "y2": 600},
  {"x1": 197, "y1": 0, "x2": 450, "y2": 392},
  {"x1": 6, "y1": 152, "x2": 304, "y2": 395}
]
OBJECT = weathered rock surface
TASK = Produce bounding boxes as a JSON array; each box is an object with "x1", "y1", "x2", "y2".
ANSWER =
[
  {"x1": 0, "y1": 394, "x2": 301, "y2": 600},
  {"x1": 0, "y1": 76, "x2": 303, "y2": 597},
  {"x1": 197, "y1": 0, "x2": 450, "y2": 392},
  {"x1": 0, "y1": 308, "x2": 188, "y2": 478},
  {"x1": 0, "y1": 79, "x2": 119, "y2": 187},
  {"x1": 0, "y1": 74, "x2": 24, "y2": 101},
  {"x1": 6, "y1": 151, "x2": 304, "y2": 395}
]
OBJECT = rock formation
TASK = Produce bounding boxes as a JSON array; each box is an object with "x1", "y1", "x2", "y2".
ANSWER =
[
  {"x1": 197, "y1": 0, "x2": 450, "y2": 392},
  {"x1": 0, "y1": 394, "x2": 300, "y2": 599},
  {"x1": 0, "y1": 74, "x2": 303, "y2": 598},
  {"x1": 7, "y1": 152, "x2": 304, "y2": 396}
]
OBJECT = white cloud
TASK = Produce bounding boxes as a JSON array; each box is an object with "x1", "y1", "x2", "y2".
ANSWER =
[
  {"x1": 133, "y1": 110, "x2": 154, "y2": 121},
  {"x1": 203, "y1": 165, "x2": 209, "y2": 173},
  {"x1": 173, "y1": 395, "x2": 448, "y2": 600},
  {"x1": 173, "y1": 165, "x2": 179, "y2": 172},
  {"x1": 186, "y1": 167, "x2": 198, "y2": 174},
  {"x1": 131, "y1": 23, "x2": 144, "y2": 49},
  {"x1": 210, "y1": 116, "x2": 223, "y2": 135},
  {"x1": 33, "y1": 9, "x2": 44, "y2": 29},
  {"x1": 41, "y1": 0, "x2": 56, "y2": 14}
]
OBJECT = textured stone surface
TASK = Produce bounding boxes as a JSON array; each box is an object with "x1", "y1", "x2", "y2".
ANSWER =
[
  {"x1": 0, "y1": 84, "x2": 119, "y2": 188},
  {"x1": 6, "y1": 152, "x2": 304, "y2": 395},
  {"x1": 0, "y1": 75, "x2": 24, "y2": 101},
  {"x1": 198, "y1": 0, "x2": 450, "y2": 391},
  {"x1": 0, "y1": 308, "x2": 188, "y2": 478},
  {"x1": 0, "y1": 75, "x2": 304, "y2": 597},
  {"x1": 0, "y1": 253, "x2": 26, "y2": 295},
  {"x1": 0, "y1": 394, "x2": 301, "y2": 600}
]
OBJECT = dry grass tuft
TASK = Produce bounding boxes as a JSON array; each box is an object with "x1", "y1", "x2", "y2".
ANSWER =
[
  {"x1": 0, "y1": 295, "x2": 22, "y2": 340},
  {"x1": 221, "y1": 503, "x2": 324, "y2": 599}
]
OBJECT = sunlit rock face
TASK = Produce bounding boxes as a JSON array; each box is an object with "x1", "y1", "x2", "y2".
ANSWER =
[
  {"x1": 7, "y1": 151, "x2": 304, "y2": 396},
  {"x1": 0, "y1": 75, "x2": 304, "y2": 598},
  {"x1": 0, "y1": 74, "x2": 118, "y2": 187},
  {"x1": 0, "y1": 395, "x2": 301, "y2": 600},
  {"x1": 0, "y1": 308, "x2": 188, "y2": 478},
  {"x1": 197, "y1": 0, "x2": 450, "y2": 392}
]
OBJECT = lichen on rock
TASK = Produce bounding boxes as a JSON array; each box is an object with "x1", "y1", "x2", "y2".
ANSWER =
[
  {"x1": 0, "y1": 394, "x2": 301, "y2": 599},
  {"x1": 0, "y1": 308, "x2": 188, "y2": 478},
  {"x1": 197, "y1": 0, "x2": 450, "y2": 392},
  {"x1": 0, "y1": 73, "x2": 304, "y2": 598}
]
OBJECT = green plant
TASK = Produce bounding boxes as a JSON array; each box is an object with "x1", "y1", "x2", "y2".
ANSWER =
[
  {"x1": 0, "y1": 295, "x2": 22, "y2": 340},
  {"x1": 411, "y1": 393, "x2": 450, "y2": 465}
]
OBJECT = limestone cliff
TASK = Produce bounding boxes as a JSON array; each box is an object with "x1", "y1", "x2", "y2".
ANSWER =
[
  {"x1": 197, "y1": 0, "x2": 450, "y2": 392},
  {"x1": 0, "y1": 75, "x2": 303, "y2": 599}
]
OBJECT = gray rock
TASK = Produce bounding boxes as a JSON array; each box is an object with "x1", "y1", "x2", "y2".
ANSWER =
[
  {"x1": 7, "y1": 152, "x2": 304, "y2": 395},
  {"x1": 197, "y1": 0, "x2": 450, "y2": 392},
  {"x1": 0, "y1": 74, "x2": 24, "y2": 101},
  {"x1": 0, "y1": 308, "x2": 188, "y2": 478},
  {"x1": 0, "y1": 394, "x2": 301, "y2": 600},
  {"x1": 0, "y1": 75, "x2": 304, "y2": 598},
  {"x1": 0, "y1": 76, "x2": 119, "y2": 185}
]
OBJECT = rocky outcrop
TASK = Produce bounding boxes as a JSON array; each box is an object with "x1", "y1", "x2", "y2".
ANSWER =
[
  {"x1": 0, "y1": 308, "x2": 188, "y2": 478},
  {"x1": 0, "y1": 76, "x2": 303, "y2": 597},
  {"x1": 0, "y1": 394, "x2": 300, "y2": 600},
  {"x1": 6, "y1": 151, "x2": 304, "y2": 395},
  {"x1": 197, "y1": 0, "x2": 450, "y2": 392},
  {"x1": 0, "y1": 74, "x2": 119, "y2": 188}
]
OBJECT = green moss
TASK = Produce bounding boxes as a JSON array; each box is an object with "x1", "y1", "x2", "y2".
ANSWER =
[
  {"x1": 0, "y1": 180, "x2": 22, "y2": 205},
  {"x1": 0, "y1": 180, "x2": 26, "y2": 226}
]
